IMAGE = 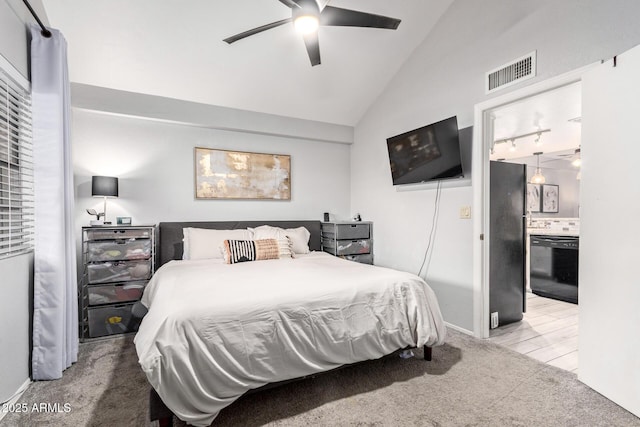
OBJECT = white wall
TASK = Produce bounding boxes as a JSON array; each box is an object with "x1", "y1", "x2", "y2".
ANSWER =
[
  {"x1": 578, "y1": 46, "x2": 640, "y2": 418},
  {"x1": 351, "y1": 0, "x2": 640, "y2": 331},
  {"x1": 0, "y1": 254, "x2": 32, "y2": 403},
  {"x1": 72, "y1": 108, "x2": 352, "y2": 255}
]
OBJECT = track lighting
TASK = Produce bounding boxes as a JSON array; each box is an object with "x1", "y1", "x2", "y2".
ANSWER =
[
  {"x1": 571, "y1": 148, "x2": 581, "y2": 167},
  {"x1": 534, "y1": 132, "x2": 542, "y2": 146},
  {"x1": 492, "y1": 128, "x2": 550, "y2": 155}
]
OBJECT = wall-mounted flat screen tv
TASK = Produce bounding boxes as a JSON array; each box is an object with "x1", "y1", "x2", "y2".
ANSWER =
[{"x1": 386, "y1": 116, "x2": 463, "y2": 185}]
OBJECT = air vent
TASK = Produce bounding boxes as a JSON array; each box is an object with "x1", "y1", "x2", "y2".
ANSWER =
[{"x1": 485, "y1": 51, "x2": 536, "y2": 94}]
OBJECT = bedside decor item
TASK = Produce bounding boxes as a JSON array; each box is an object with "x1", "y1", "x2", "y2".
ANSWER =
[
  {"x1": 86, "y1": 208, "x2": 104, "y2": 226},
  {"x1": 541, "y1": 184, "x2": 559, "y2": 213},
  {"x1": 92, "y1": 175, "x2": 119, "y2": 224},
  {"x1": 194, "y1": 147, "x2": 290, "y2": 200},
  {"x1": 117, "y1": 216, "x2": 132, "y2": 225}
]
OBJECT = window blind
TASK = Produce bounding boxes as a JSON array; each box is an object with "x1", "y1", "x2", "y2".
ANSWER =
[{"x1": 0, "y1": 68, "x2": 34, "y2": 259}]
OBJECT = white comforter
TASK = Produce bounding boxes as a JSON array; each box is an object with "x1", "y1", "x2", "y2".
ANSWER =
[{"x1": 134, "y1": 252, "x2": 446, "y2": 426}]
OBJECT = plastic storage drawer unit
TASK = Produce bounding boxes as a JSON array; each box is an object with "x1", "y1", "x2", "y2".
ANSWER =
[
  {"x1": 87, "y1": 303, "x2": 140, "y2": 338},
  {"x1": 87, "y1": 239, "x2": 151, "y2": 262},
  {"x1": 87, "y1": 282, "x2": 146, "y2": 306}
]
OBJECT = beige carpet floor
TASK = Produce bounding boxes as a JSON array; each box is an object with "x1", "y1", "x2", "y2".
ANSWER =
[{"x1": 3, "y1": 329, "x2": 639, "y2": 426}]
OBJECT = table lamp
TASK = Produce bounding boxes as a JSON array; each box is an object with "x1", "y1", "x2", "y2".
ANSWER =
[{"x1": 91, "y1": 175, "x2": 118, "y2": 225}]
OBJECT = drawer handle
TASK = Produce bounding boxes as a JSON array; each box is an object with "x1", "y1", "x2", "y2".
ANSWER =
[{"x1": 350, "y1": 225, "x2": 357, "y2": 227}]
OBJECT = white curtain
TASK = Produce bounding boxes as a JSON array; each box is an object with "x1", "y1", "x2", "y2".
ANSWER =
[{"x1": 30, "y1": 25, "x2": 78, "y2": 380}]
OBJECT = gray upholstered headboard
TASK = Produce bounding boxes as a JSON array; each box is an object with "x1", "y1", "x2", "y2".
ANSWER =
[{"x1": 157, "y1": 220, "x2": 322, "y2": 268}]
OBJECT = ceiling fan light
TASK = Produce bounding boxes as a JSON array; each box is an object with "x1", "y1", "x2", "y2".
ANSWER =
[{"x1": 294, "y1": 15, "x2": 319, "y2": 34}]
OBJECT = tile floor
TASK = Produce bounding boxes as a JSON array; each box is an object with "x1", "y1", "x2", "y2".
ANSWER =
[{"x1": 488, "y1": 292, "x2": 579, "y2": 373}]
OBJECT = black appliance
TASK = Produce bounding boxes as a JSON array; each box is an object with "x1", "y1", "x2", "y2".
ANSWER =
[
  {"x1": 529, "y1": 235, "x2": 579, "y2": 304},
  {"x1": 386, "y1": 116, "x2": 463, "y2": 185},
  {"x1": 489, "y1": 161, "x2": 526, "y2": 327}
]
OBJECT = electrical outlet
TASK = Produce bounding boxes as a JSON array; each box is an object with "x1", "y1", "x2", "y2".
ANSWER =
[
  {"x1": 460, "y1": 206, "x2": 471, "y2": 219},
  {"x1": 490, "y1": 312, "x2": 499, "y2": 329}
]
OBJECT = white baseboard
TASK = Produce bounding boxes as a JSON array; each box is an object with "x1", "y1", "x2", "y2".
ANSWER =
[
  {"x1": 445, "y1": 321, "x2": 475, "y2": 337},
  {"x1": 0, "y1": 379, "x2": 31, "y2": 423}
]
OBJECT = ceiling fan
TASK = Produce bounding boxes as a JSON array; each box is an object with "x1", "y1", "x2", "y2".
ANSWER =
[{"x1": 223, "y1": 0, "x2": 401, "y2": 66}]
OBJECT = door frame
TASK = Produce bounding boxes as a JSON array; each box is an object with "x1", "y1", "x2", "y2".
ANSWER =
[{"x1": 471, "y1": 64, "x2": 594, "y2": 339}]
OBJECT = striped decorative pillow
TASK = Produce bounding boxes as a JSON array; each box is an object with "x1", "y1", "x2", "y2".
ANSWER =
[{"x1": 222, "y1": 239, "x2": 282, "y2": 264}]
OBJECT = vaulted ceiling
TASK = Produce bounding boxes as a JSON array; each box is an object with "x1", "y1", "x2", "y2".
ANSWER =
[{"x1": 42, "y1": 0, "x2": 454, "y2": 125}]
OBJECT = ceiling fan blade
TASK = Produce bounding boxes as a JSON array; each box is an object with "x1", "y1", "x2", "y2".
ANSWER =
[
  {"x1": 278, "y1": 0, "x2": 301, "y2": 8},
  {"x1": 303, "y1": 32, "x2": 321, "y2": 66},
  {"x1": 320, "y1": 6, "x2": 400, "y2": 29},
  {"x1": 223, "y1": 18, "x2": 292, "y2": 44}
]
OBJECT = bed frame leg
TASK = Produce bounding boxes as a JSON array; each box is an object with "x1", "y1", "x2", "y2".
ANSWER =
[
  {"x1": 150, "y1": 387, "x2": 175, "y2": 426},
  {"x1": 423, "y1": 345, "x2": 432, "y2": 361}
]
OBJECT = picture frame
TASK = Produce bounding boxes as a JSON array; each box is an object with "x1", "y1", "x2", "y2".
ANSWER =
[
  {"x1": 541, "y1": 184, "x2": 559, "y2": 213},
  {"x1": 116, "y1": 216, "x2": 132, "y2": 225},
  {"x1": 527, "y1": 183, "x2": 541, "y2": 213},
  {"x1": 194, "y1": 147, "x2": 291, "y2": 200}
]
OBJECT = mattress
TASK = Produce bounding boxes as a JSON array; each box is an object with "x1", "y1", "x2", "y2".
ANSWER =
[{"x1": 134, "y1": 252, "x2": 447, "y2": 426}]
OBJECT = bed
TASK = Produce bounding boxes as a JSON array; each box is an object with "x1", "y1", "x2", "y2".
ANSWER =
[{"x1": 134, "y1": 221, "x2": 447, "y2": 426}]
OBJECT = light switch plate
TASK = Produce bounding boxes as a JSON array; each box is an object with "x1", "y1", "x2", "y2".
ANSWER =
[{"x1": 460, "y1": 206, "x2": 471, "y2": 219}]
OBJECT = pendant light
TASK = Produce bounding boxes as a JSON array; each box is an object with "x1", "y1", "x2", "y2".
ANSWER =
[{"x1": 530, "y1": 152, "x2": 546, "y2": 184}]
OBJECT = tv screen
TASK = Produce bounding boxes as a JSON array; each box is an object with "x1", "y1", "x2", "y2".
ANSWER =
[{"x1": 386, "y1": 116, "x2": 463, "y2": 185}]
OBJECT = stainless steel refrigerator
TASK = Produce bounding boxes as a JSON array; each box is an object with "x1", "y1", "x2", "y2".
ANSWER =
[{"x1": 489, "y1": 161, "x2": 526, "y2": 328}]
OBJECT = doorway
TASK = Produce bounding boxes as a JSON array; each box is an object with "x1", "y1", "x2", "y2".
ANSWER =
[
  {"x1": 482, "y1": 82, "x2": 582, "y2": 373},
  {"x1": 471, "y1": 65, "x2": 592, "y2": 341},
  {"x1": 475, "y1": 46, "x2": 640, "y2": 418}
]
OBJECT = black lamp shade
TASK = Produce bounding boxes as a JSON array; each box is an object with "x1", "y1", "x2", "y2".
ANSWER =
[{"x1": 92, "y1": 176, "x2": 119, "y2": 197}]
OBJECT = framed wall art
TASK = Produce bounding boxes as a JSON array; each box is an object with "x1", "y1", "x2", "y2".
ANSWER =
[
  {"x1": 541, "y1": 184, "x2": 559, "y2": 213},
  {"x1": 527, "y1": 183, "x2": 541, "y2": 213},
  {"x1": 194, "y1": 147, "x2": 291, "y2": 200}
]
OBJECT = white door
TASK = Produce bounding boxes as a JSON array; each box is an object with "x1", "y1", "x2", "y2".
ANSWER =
[{"x1": 579, "y1": 44, "x2": 640, "y2": 417}]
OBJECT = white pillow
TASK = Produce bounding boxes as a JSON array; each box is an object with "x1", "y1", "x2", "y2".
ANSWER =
[
  {"x1": 275, "y1": 237, "x2": 294, "y2": 259},
  {"x1": 183, "y1": 228, "x2": 253, "y2": 260},
  {"x1": 285, "y1": 227, "x2": 311, "y2": 254},
  {"x1": 248, "y1": 225, "x2": 310, "y2": 254},
  {"x1": 249, "y1": 225, "x2": 287, "y2": 240}
]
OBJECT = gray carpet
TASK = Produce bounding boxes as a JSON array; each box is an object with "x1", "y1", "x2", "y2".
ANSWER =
[{"x1": 3, "y1": 330, "x2": 639, "y2": 426}]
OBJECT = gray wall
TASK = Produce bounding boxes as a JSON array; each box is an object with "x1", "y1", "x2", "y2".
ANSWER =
[
  {"x1": 351, "y1": 0, "x2": 640, "y2": 332},
  {"x1": 527, "y1": 166, "x2": 580, "y2": 218},
  {"x1": 0, "y1": 0, "x2": 48, "y2": 405},
  {"x1": 71, "y1": 95, "x2": 353, "y2": 268}
]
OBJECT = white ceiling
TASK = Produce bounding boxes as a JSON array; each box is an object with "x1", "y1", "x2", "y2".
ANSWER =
[
  {"x1": 41, "y1": 0, "x2": 454, "y2": 126},
  {"x1": 490, "y1": 81, "x2": 582, "y2": 171}
]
